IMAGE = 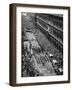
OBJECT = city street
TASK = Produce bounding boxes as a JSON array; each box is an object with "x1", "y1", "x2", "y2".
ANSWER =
[{"x1": 21, "y1": 13, "x2": 63, "y2": 77}]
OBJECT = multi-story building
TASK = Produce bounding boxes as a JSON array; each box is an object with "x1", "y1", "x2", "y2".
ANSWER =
[{"x1": 36, "y1": 13, "x2": 63, "y2": 54}]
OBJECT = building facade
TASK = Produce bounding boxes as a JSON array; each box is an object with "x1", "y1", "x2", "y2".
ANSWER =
[{"x1": 36, "y1": 14, "x2": 63, "y2": 54}]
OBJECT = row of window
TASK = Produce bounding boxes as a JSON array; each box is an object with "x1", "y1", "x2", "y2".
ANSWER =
[
  {"x1": 48, "y1": 26, "x2": 63, "y2": 42},
  {"x1": 37, "y1": 15, "x2": 63, "y2": 31},
  {"x1": 53, "y1": 21, "x2": 63, "y2": 30},
  {"x1": 38, "y1": 14, "x2": 63, "y2": 24},
  {"x1": 36, "y1": 22, "x2": 63, "y2": 54},
  {"x1": 37, "y1": 19, "x2": 48, "y2": 29},
  {"x1": 37, "y1": 20, "x2": 63, "y2": 42},
  {"x1": 49, "y1": 35, "x2": 63, "y2": 54}
]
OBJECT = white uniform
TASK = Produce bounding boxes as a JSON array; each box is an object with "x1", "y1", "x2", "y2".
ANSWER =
[{"x1": 23, "y1": 41, "x2": 30, "y2": 52}]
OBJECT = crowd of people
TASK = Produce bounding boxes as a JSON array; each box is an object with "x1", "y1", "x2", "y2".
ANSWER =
[{"x1": 21, "y1": 31, "x2": 63, "y2": 77}]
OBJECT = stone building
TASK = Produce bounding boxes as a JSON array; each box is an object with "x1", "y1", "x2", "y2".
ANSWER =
[{"x1": 36, "y1": 14, "x2": 63, "y2": 54}]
